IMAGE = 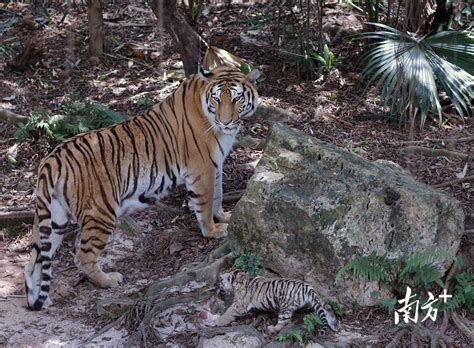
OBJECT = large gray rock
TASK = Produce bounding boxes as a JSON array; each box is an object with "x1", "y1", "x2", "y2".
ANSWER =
[{"x1": 228, "y1": 124, "x2": 464, "y2": 305}]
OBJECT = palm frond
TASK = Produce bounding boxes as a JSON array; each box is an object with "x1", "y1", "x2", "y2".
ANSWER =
[
  {"x1": 425, "y1": 31, "x2": 474, "y2": 75},
  {"x1": 360, "y1": 23, "x2": 473, "y2": 127}
]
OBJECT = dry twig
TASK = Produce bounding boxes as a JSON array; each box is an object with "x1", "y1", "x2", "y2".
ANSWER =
[{"x1": 434, "y1": 175, "x2": 474, "y2": 188}]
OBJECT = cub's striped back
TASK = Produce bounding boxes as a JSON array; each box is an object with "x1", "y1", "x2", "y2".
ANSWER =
[
  {"x1": 24, "y1": 66, "x2": 260, "y2": 310},
  {"x1": 217, "y1": 270, "x2": 341, "y2": 335}
]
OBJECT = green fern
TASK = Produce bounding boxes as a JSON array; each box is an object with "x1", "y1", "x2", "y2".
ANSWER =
[
  {"x1": 378, "y1": 297, "x2": 398, "y2": 314},
  {"x1": 303, "y1": 312, "x2": 323, "y2": 333},
  {"x1": 412, "y1": 264, "x2": 444, "y2": 288},
  {"x1": 399, "y1": 250, "x2": 451, "y2": 278},
  {"x1": 15, "y1": 96, "x2": 125, "y2": 143},
  {"x1": 443, "y1": 272, "x2": 474, "y2": 313},
  {"x1": 233, "y1": 250, "x2": 263, "y2": 276},
  {"x1": 276, "y1": 329, "x2": 304, "y2": 343},
  {"x1": 335, "y1": 252, "x2": 392, "y2": 284},
  {"x1": 327, "y1": 300, "x2": 346, "y2": 317}
]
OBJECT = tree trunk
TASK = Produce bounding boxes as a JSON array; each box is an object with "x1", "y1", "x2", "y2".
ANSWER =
[
  {"x1": 87, "y1": 0, "x2": 104, "y2": 57},
  {"x1": 151, "y1": 0, "x2": 201, "y2": 76}
]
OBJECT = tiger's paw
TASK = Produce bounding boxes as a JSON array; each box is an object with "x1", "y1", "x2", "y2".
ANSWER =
[
  {"x1": 101, "y1": 272, "x2": 124, "y2": 288},
  {"x1": 214, "y1": 210, "x2": 232, "y2": 223},
  {"x1": 204, "y1": 223, "x2": 228, "y2": 239},
  {"x1": 267, "y1": 325, "x2": 283, "y2": 334},
  {"x1": 221, "y1": 211, "x2": 232, "y2": 223}
]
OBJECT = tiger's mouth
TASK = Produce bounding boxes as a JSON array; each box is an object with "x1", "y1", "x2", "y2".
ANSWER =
[{"x1": 218, "y1": 121, "x2": 241, "y2": 135}]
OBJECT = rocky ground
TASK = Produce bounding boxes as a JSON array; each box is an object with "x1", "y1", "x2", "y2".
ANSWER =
[{"x1": 0, "y1": 0, "x2": 472, "y2": 346}]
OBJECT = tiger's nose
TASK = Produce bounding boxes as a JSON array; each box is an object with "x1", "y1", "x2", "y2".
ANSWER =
[{"x1": 222, "y1": 120, "x2": 232, "y2": 125}]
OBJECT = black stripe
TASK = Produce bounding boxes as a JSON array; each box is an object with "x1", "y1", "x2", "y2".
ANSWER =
[{"x1": 181, "y1": 83, "x2": 205, "y2": 161}]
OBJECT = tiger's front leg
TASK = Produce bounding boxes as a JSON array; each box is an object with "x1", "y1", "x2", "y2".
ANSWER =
[
  {"x1": 186, "y1": 171, "x2": 228, "y2": 238},
  {"x1": 212, "y1": 168, "x2": 231, "y2": 223},
  {"x1": 217, "y1": 303, "x2": 246, "y2": 326}
]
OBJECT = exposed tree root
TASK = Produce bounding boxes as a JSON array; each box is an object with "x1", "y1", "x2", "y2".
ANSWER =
[
  {"x1": 387, "y1": 316, "x2": 455, "y2": 348},
  {"x1": 0, "y1": 108, "x2": 29, "y2": 124},
  {"x1": 222, "y1": 190, "x2": 245, "y2": 203},
  {"x1": 434, "y1": 175, "x2": 474, "y2": 188},
  {"x1": 123, "y1": 252, "x2": 232, "y2": 345},
  {"x1": 399, "y1": 146, "x2": 468, "y2": 160},
  {"x1": 0, "y1": 208, "x2": 34, "y2": 228},
  {"x1": 386, "y1": 328, "x2": 408, "y2": 348},
  {"x1": 452, "y1": 312, "x2": 474, "y2": 341},
  {"x1": 198, "y1": 325, "x2": 265, "y2": 340},
  {"x1": 236, "y1": 135, "x2": 265, "y2": 150},
  {"x1": 399, "y1": 136, "x2": 474, "y2": 146},
  {"x1": 80, "y1": 314, "x2": 125, "y2": 347}
]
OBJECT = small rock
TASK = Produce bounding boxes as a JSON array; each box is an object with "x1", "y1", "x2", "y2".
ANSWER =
[
  {"x1": 198, "y1": 327, "x2": 265, "y2": 348},
  {"x1": 169, "y1": 242, "x2": 184, "y2": 255},
  {"x1": 0, "y1": 232, "x2": 4, "y2": 241}
]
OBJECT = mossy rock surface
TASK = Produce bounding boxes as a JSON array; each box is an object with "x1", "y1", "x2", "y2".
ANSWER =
[{"x1": 228, "y1": 123, "x2": 464, "y2": 306}]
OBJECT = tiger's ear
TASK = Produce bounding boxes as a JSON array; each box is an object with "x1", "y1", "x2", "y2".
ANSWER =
[
  {"x1": 246, "y1": 68, "x2": 261, "y2": 84},
  {"x1": 199, "y1": 65, "x2": 213, "y2": 78}
]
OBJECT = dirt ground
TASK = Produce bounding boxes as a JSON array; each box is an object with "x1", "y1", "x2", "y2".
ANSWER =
[{"x1": 0, "y1": 1, "x2": 473, "y2": 346}]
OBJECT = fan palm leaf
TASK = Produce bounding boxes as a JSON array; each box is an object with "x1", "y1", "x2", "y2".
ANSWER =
[{"x1": 360, "y1": 23, "x2": 474, "y2": 127}]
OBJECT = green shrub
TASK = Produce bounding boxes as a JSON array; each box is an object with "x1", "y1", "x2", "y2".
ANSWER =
[
  {"x1": 233, "y1": 250, "x2": 263, "y2": 276},
  {"x1": 15, "y1": 94, "x2": 124, "y2": 143}
]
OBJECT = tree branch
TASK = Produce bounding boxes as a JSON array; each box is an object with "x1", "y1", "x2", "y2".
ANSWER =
[{"x1": 0, "y1": 108, "x2": 29, "y2": 124}]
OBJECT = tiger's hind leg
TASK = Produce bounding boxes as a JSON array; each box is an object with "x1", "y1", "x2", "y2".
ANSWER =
[
  {"x1": 25, "y1": 198, "x2": 68, "y2": 310},
  {"x1": 267, "y1": 308, "x2": 294, "y2": 333},
  {"x1": 74, "y1": 213, "x2": 123, "y2": 288}
]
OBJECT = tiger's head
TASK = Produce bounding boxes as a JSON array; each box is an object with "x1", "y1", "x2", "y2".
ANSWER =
[
  {"x1": 217, "y1": 269, "x2": 244, "y2": 295},
  {"x1": 200, "y1": 66, "x2": 260, "y2": 136}
]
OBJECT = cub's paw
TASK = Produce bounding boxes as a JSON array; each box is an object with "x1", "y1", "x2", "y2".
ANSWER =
[{"x1": 267, "y1": 325, "x2": 283, "y2": 334}]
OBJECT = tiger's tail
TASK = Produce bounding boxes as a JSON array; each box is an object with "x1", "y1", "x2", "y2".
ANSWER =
[
  {"x1": 308, "y1": 289, "x2": 330, "y2": 336},
  {"x1": 24, "y1": 159, "x2": 61, "y2": 310}
]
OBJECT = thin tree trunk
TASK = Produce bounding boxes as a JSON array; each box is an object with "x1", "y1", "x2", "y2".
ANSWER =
[
  {"x1": 87, "y1": 0, "x2": 104, "y2": 57},
  {"x1": 151, "y1": 0, "x2": 200, "y2": 76}
]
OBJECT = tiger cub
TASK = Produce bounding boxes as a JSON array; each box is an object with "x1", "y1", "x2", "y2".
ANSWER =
[
  {"x1": 24, "y1": 66, "x2": 260, "y2": 310},
  {"x1": 217, "y1": 269, "x2": 341, "y2": 335}
]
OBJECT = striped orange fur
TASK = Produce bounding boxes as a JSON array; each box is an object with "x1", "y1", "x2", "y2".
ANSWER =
[{"x1": 24, "y1": 66, "x2": 260, "y2": 310}]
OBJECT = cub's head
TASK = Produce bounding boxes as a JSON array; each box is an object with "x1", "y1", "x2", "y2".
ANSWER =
[
  {"x1": 217, "y1": 271, "x2": 235, "y2": 295},
  {"x1": 200, "y1": 66, "x2": 260, "y2": 135},
  {"x1": 217, "y1": 269, "x2": 245, "y2": 295}
]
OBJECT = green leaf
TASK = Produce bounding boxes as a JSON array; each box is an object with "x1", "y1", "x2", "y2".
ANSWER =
[
  {"x1": 240, "y1": 63, "x2": 253, "y2": 74},
  {"x1": 425, "y1": 31, "x2": 474, "y2": 75},
  {"x1": 378, "y1": 297, "x2": 397, "y2": 313},
  {"x1": 359, "y1": 24, "x2": 473, "y2": 127},
  {"x1": 335, "y1": 252, "x2": 392, "y2": 284}
]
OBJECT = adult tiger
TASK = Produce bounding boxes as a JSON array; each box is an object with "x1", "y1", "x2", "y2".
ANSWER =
[{"x1": 24, "y1": 65, "x2": 260, "y2": 310}]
